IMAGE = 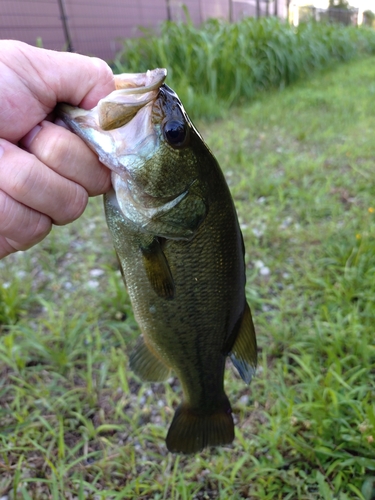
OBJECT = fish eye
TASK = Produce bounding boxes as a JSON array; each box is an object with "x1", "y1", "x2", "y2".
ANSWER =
[{"x1": 163, "y1": 120, "x2": 188, "y2": 148}]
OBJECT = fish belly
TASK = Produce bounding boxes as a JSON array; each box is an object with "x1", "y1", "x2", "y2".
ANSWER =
[{"x1": 104, "y1": 190, "x2": 245, "y2": 452}]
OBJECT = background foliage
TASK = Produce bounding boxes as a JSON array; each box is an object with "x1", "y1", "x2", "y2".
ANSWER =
[{"x1": 115, "y1": 16, "x2": 375, "y2": 119}]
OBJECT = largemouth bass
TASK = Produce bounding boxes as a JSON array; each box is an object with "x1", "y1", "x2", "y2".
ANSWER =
[{"x1": 58, "y1": 69, "x2": 257, "y2": 454}]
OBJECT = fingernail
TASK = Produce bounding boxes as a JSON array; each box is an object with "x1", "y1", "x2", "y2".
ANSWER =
[{"x1": 20, "y1": 124, "x2": 42, "y2": 149}]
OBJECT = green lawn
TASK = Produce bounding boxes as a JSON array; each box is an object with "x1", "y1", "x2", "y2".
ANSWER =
[{"x1": 1, "y1": 57, "x2": 375, "y2": 499}]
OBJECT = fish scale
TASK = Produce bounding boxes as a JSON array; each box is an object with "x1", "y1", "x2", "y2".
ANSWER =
[{"x1": 58, "y1": 71, "x2": 257, "y2": 454}]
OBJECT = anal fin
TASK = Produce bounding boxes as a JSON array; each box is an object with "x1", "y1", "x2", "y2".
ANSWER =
[
  {"x1": 229, "y1": 302, "x2": 257, "y2": 384},
  {"x1": 129, "y1": 336, "x2": 171, "y2": 382},
  {"x1": 141, "y1": 237, "x2": 175, "y2": 300}
]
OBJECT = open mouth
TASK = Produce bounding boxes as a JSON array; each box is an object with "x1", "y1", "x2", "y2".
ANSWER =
[{"x1": 98, "y1": 69, "x2": 168, "y2": 131}]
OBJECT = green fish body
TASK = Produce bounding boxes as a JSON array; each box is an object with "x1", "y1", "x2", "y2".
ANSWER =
[{"x1": 58, "y1": 70, "x2": 257, "y2": 454}]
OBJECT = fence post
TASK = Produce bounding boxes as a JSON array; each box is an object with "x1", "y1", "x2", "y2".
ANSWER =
[
  {"x1": 166, "y1": 0, "x2": 172, "y2": 21},
  {"x1": 256, "y1": 0, "x2": 261, "y2": 18},
  {"x1": 57, "y1": 0, "x2": 73, "y2": 51}
]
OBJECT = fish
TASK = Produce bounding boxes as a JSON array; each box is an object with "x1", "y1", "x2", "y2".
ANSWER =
[{"x1": 57, "y1": 69, "x2": 257, "y2": 454}]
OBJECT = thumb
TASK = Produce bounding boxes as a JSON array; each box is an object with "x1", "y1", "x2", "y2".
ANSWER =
[{"x1": 40, "y1": 49, "x2": 115, "y2": 109}]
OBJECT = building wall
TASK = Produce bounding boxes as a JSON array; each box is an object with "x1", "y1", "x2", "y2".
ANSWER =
[
  {"x1": 1, "y1": 0, "x2": 288, "y2": 61},
  {"x1": 1, "y1": 0, "x2": 66, "y2": 51}
]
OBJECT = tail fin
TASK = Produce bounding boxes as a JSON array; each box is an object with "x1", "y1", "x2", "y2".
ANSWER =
[{"x1": 166, "y1": 400, "x2": 234, "y2": 454}]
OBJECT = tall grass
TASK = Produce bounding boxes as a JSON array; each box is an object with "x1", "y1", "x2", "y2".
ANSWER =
[{"x1": 115, "y1": 16, "x2": 375, "y2": 119}]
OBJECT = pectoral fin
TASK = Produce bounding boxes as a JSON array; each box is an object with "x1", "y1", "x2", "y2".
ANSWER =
[
  {"x1": 141, "y1": 238, "x2": 175, "y2": 300},
  {"x1": 129, "y1": 336, "x2": 171, "y2": 382},
  {"x1": 115, "y1": 250, "x2": 127, "y2": 287},
  {"x1": 229, "y1": 303, "x2": 257, "y2": 384}
]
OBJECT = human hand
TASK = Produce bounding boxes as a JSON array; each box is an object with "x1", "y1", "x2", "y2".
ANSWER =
[{"x1": 0, "y1": 40, "x2": 115, "y2": 259}]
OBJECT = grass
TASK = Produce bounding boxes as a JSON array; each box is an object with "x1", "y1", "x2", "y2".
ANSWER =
[
  {"x1": 114, "y1": 16, "x2": 375, "y2": 120},
  {"x1": 1, "y1": 55, "x2": 375, "y2": 498}
]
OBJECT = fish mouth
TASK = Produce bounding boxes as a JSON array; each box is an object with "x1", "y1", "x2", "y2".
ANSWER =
[
  {"x1": 58, "y1": 68, "x2": 167, "y2": 133},
  {"x1": 57, "y1": 67, "x2": 193, "y2": 211},
  {"x1": 57, "y1": 69, "x2": 168, "y2": 180},
  {"x1": 98, "y1": 69, "x2": 167, "y2": 131}
]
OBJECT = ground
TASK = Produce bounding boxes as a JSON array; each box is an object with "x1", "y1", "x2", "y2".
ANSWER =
[{"x1": 0, "y1": 57, "x2": 375, "y2": 499}]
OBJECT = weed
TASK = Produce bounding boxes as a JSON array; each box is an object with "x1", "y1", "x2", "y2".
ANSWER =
[{"x1": 115, "y1": 17, "x2": 375, "y2": 120}]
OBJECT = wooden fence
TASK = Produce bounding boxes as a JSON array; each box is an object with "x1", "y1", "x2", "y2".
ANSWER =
[{"x1": 1, "y1": 0, "x2": 288, "y2": 61}]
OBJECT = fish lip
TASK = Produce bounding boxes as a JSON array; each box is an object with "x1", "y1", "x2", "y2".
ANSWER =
[{"x1": 114, "y1": 68, "x2": 167, "y2": 93}]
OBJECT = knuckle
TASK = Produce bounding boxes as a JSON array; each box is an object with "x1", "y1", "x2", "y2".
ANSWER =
[
  {"x1": 0, "y1": 190, "x2": 12, "y2": 224},
  {"x1": 91, "y1": 57, "x2": 113, "y2": 83},
  {"x1": 88, "y1": 165, "x2": 111, "y2": 196},
  {"x1": 10, "y1": 157, "x2": 38, "y2": 199},
  {"x1": 0, "y1": 238, "x2": 16, "y2": 259},
  {"x1": 0, "y1": 188, "x2": 51, "y2": 246},
  {"x1": 29, "y1": 213, "x2": 51, "y2": 243},
  {"x1": 38, "y1": 127, "x2": 67, "y2": 168},
  {"x1": 57, "y1": 184, "x2": 88, "y2": 225}
]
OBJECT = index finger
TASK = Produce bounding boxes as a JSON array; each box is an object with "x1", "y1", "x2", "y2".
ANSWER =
[{"x1": 0, "y1": 41, "x2": 115, "y2": 143}]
